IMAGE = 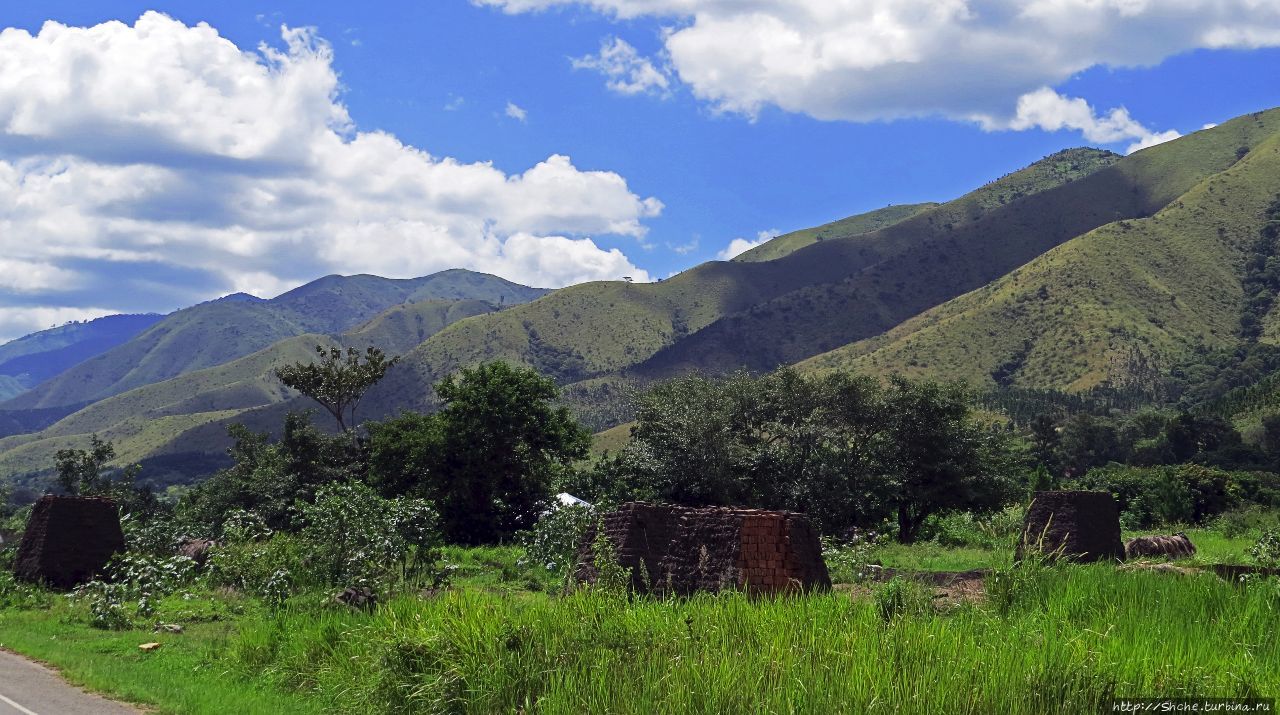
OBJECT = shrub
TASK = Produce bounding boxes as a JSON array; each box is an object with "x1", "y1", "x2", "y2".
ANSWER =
[
  {"x1": 926, "y1": 508, "x2": 1022, "y2": 550},
  {"x1": 874, "y1": 577, "x2": 932, "y2": 622},
  {"x1": 1251, "y1": 530, "x2": 1280, "y2": 569},
  {"x1": 295, "y1": 481, "x2": 443, "y2": 591},
  {"x1": 1213, "y1": 506, "x2": 1280, "y2": 539},
  {"x1": 71, "y1": 552, "x2": 197, "y2": 628},
  {"x1": 519, "y1": 504, "x2": 595, "y2": 576},
  {"x1": 822, "y1": 531, "x2": 884, "y2": 584}
]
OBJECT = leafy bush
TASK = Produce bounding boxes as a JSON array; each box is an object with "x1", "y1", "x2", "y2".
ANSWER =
[
  {"x1": 1073, "y1": 464, "x2": 1276, "y2": 529},
  {"x1": 1213, "y1": 506, "x2": 1280, "y2": 539},
  {"x1": 519, "y1": 504, "x2": 595, "y2": 575},
  {"x1": 0, "y1": 566, "x2": 51, "y2": 611},
  {"x1": 822, "y1": 531, "x2": 884, "y2": 584},
  {"x1": 925, "y1": 508, "x2": 1023, "y2": 550},
  {"x1": 71, "y1": 552, "x2": 197, "y2": 628},
  {"x1": 1251, "y1": 530, "x2": 1280, "y2": 569},
  {"x1": 296, "y1": 481, "x2": 443, "y2": 591}
]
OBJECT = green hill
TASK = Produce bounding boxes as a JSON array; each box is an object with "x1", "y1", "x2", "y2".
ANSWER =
[
  {"x1": 0, "y1": 313, "x2": 164, "y2": 400},
  {"x1": 632, "y1": 118, "x2": 1279, "y2": 380},
  {"x1": 733, "y1": 203, "x2": 939, "y2": 263},
  {"x1": 799, "y1": 111, "x2": 1280, "y2": 396},
  {"x1": 0, "y1": 270, "x2": 546, "y2": 413},
  {"x1": 358, "y1": 146, "x2": 1125, "y2": 421},
  {"x1": 7, "y1": 108, "x2": 1280, "y2": 488},
  {"x1": 0, "y1": 297, "x2": 513, "y2": 481}
]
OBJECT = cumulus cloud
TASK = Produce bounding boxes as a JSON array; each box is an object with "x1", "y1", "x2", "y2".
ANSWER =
[
  {"x1": 1001, "y1": 88, "x2": 1181, "y2": 153},
  {"x1": 505, "y1": 101, "x2": 529, "y2": 121},
  {"x1": 717, "y1": 229, "x2": 779, "y2": 260},
  {"x1": 0, "y1": 13, "x2": 660, "y2": 341},
  {"x1": 572, "y1": 37, "x2": 671, "y2": 96},
  {"x1": 479, "y1": 0, "x2": 1280, "y2": 141}
]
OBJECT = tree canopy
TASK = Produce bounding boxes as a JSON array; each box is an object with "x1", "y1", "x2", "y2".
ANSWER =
[{"x1": 275, "y1": 346, "x2": 399, "y2": 432}]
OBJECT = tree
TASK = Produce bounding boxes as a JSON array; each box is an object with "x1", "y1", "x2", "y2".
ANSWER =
[
  {"x1": 1028, "y1": 414, "x2": 1060, "y2": 473},
  {"x1": 604, "y1": 369, "x2": 1017, "y2": 542},
  {"x1": 876, "y1": 377, "x2": 1018, "y2": 543},
  {"x1": 370, "y1": 362, "x2": 591, "y2": 545},
  {"x1": 55, "y1": 435, "x2": 139, "y2": 498},
  {"x1": 1058, "y1": 414, "x2": 1125, "y2": 477},
  {"x1": 178, "y1": 411, "x2": 361, "y2": 532},
  {"x1": 614, "y1": 369, "x2": 883, "y2": 532},
  {"x1": 275, "y1": 346, "x2": 399, "y2": 432}
]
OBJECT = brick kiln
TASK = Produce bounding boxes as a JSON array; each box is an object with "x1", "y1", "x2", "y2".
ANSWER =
[{"x1": 575, "y1": 502, "x2": 830, "y2": 595}]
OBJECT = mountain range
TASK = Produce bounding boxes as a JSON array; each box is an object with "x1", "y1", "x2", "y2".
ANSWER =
[{"x1": 2, "y1": 107, "x2": 1278, "y2": 491}]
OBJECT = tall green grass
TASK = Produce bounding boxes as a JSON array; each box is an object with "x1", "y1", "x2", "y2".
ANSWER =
[{"x1": 228, "y1": 565, "x2": 1280, "y2": 714}]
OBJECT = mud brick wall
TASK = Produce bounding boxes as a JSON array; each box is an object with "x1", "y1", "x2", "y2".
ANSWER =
[
  {"x1": 1016, "y1": 490, "x2": 1124, "y2": 564},
  {"x1": 12, "y1": 495, "x2": 125, "y2": 589},
  {"x1": 575, "y1": 502, "x2": 830, "y2": 595}
]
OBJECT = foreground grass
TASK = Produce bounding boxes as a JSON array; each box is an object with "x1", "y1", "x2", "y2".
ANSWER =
[
  {"x1": 225, "y1": 566, "x2": 1278, "y2": 714},
  {"x1": 0, "y1": 598, "x2": 325, "y2": 715},
  {"x1": 0, "y1": 533, "x2": 1273, "y2": 714}
]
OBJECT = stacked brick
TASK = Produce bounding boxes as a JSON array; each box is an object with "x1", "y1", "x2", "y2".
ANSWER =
[
  {"x1": 1017, "y1": 490, "x2": 1125, "y2": 564},
  {"x1": 12, "y1": 495, "x2": 125, "y2": 589},
  {"x1": 575, "y1": 502, "x2": 830, "y2": 596}
]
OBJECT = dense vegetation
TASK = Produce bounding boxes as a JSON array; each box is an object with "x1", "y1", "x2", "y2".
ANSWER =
[{"x1": 2, "y1": 354, "x2": 1280, "y2": 713}]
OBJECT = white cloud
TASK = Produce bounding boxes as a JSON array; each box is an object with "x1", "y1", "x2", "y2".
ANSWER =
[
  {"x1": 1000, "y1": 88, "x2": 1181, "y2": 154},
  {"x1": 0, "y1": 306, "x2": 116, "y2": 342},
  {"x1": 572, "y1": 37, "x2": 671, "y2": 96},
  {"x1": 0, "y1": 13, "x2": 662, "y2": 340},
  {"x1": 0, "y1": 259, "x2": 81, "y2": 293},
  {"x1": 505, "y1": 101, "x2": 528, "y2": 121},
  {"x1": 479, "y1": 0, "x2": 1280, "y2": 141},
  {"x1": 717, "y1": 229, "x2": 779, "y2": 260}
]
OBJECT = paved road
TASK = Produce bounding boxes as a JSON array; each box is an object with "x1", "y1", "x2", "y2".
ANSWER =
[{"x1": 0, "y1": 649, "x2": 139, "y2": 715}]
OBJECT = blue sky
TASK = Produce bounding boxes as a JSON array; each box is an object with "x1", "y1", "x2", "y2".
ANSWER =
[{"x1": 0, "y1": 1, "x2": 1277, "y2": 340}]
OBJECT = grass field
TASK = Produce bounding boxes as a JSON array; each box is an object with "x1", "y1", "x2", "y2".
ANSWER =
[{"x1": 0, "y1": 526, "x2": 1275, "y2": 715}]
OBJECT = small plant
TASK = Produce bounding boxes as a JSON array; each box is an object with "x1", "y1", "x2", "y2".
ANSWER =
[
  {"x1": 874, "y1": 577, "x2": 932, "y2": 622},
  {"x1": 821, "y1": 530, "x2": 883, "y2": 584},
  {"x1": 588, "y1": 526, "x2": 632, "y2": 595},
  {"x1": 518, "y1": 503, "x2": 595, "y2": 576},
  {"x1": 1251, "y1": 529, "x2": 1280, "y2": 569},
  {"x1": 72, "y1": 581, "x2": 132, "y2": 630}
]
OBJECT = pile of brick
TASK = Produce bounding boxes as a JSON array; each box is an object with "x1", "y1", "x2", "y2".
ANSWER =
[
  {"x1": 575, "y1": 502, "x2": 830, "y2": 595},
  {"x1": 12, "y1": 495, "x2": 125, "y2": 589},
  {"x1": 1017, "y1": 490, "x2": 1125, "y2": 563}
]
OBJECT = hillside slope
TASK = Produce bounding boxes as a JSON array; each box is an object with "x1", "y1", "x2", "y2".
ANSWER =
[
  {"x1": 360, "y1": 147, "x2": 1123, "y2": 420},
  {"x1": 0, "y1": 297, "x2": 510, "y2": 481},
  {"x1": 632, "y1": 115, "x2": 1279, "y2": 379},
  {"x1": 1, "y1": 270, "x2": 546, "y2": 412},
  {"x1": 733, "y1": 203, "x2": 938, "y2": 263},
  {"x1": 799, "y1": 111, "x2": 1280, "y2": 395},
  {"x1": 0, "y1": 314, "x2": 164, "y2": 400}
]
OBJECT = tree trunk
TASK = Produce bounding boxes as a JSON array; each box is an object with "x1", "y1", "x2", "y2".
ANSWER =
[{"x1": 897, "y1": 504, "x2": 915, "y2": 544}]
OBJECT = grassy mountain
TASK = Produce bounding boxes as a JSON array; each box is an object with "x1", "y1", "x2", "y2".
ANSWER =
[
  {"x1": 732, "y1": 203, "x2": 938, "y2": 263},
  {"x1": 6, "y1": 108, "x2": 1280, "y2": 487},
  {"x1": 0, "y1": 314, "x2": 163, "y2": 400},
  {"x1": 1, "y1": 270, "x2": 546, "y2": 413},
  {"x1": 630, "y1": 121, "x2": 1274, "y2": 379},
  {"x1": 799, "y1": 110, "x2": 1280, "y2": 397},
  {"x1": 0, "y1": 297, "x2": 510, "y2": 482},
  {"x1": 358, "y1": 146, "x2": 1125, "y2": 422}
]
